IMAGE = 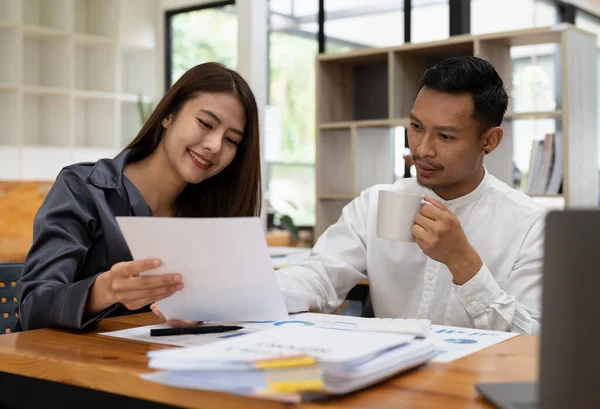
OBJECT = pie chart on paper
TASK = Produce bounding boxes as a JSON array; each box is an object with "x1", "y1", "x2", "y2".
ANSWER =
[{"x1": 273, "y1": 320, "x2": 316, "y2": 327}]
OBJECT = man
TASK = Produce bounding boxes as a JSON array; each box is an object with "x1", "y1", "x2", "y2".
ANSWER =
[{"x1": 276, "y1": 56, "x2": 545, "y2": 335}]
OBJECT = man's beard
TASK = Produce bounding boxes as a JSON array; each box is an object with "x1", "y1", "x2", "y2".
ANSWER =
[{"x1": 413, "y1": 155, "x2": 445, "y2": 190}]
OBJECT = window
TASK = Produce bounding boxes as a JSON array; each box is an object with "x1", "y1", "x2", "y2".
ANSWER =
[
  {"x1": 324, "y1": 0, "x2": 404, "y2": 52},
  {"x1": 267, "y1": 0, "x2": 319, "y2": 226},
  {"x1": 266, "y1": 1, "x2": 407, "y2": 227},
  {"x1": 576, "y1": 10, "x2": 600, "y2": 168},
  {"x1": 411, "y1": 0, "x2": 449, "y2": 43},
  {"x1": 471, "y1": 0, "x2": 556, "y2": 35},
  {"x1": 167, "y1": 2, "x2": 237, "y2": 87}
]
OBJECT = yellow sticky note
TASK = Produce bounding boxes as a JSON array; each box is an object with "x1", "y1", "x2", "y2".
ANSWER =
[
  {"x1": 266, "y1": 379, "x2": 326, "y2": 394},
  {"x1": 255, "y1": 355, "x2": 318, "y2": 369}
]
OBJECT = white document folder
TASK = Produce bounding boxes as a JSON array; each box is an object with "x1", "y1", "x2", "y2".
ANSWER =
[{"x1": 116, "y1": 216, "x2": 289, "y2": 322}]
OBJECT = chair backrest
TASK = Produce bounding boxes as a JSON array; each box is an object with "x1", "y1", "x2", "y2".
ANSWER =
[{"x1": 0, "y1": 263, "x2": 22, "y2": 334}]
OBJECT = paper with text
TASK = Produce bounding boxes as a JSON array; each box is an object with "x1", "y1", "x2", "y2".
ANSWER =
[
  {"x1": 146, "y1": 325, "x2": 415, "y2": 370},
  {"x1": 429, "y1": 325, "x2": 519, "y2": 363}
]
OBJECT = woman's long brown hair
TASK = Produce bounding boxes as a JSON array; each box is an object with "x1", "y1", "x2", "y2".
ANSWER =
[{"x1": 124, "y1": 62, "x2": 261, "y2": 218}]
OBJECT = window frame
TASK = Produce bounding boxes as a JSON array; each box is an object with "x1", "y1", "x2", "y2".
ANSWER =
[{"x1": 165, "y1": 0, "x2": 236, "y2": 91}]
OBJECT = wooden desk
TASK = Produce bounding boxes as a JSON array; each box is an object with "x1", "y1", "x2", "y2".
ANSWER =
[{"x1": 0, "y1": 313, "x2": 538, "y2": 409}]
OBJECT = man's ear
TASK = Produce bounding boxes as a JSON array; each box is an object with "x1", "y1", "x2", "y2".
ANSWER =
[
  {"x1": 162, "y1": 114, "x2": 173, "y2": 129},
  {"x1": 481, "y1": 126, "x2": 503, "y2": 155}
]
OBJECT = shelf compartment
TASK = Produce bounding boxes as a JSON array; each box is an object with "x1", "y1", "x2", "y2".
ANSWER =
[
  {"x1": 316, "y1": 199, "x2": 352, "y2": 239},
  {"x1": 22, "y1": 0, "x2": 72, "y2": 31},
  {"x1": 23, "y1": 32, "x2": 70, "y2": 88},
  {"x1": 75, "y1": 97, "x2": 116, "y2": 148},
  {"x1": 75, "y1": 43, "x2": 116, "y2": 92},
  {"x1": 119, "y1": 100, "x2": 144, "y2": 148},
  {"x1": 120, "y1": 48, "x2": 156, "y2": 97},
  {"x1": 0, "y1": 89, "x2": 19, "y2": 144},
  {"x1": 23, "y1": 93, "x2": 71, "y2": 146},
  {"x1": 317, "y1": 52, "x2": 389, "y2": 123},
  {"x1": 317, "y1": 128, "x2": 355, "y2": 197},
  {"x1": 354, "y1": 127, "x2": 395, "y2": 194},
  {"x1": 0, "y1": 0, "x2": 20, "y2": 24},
  {"x1": 0, "y1": 26, "x2": 18, "y2": 84},
  {"x1": 74, "y1": 0, "x2": 118, "y2": 39},
  {"x1": 508, "y1": 117, "x2": 558, "y2": 194}
]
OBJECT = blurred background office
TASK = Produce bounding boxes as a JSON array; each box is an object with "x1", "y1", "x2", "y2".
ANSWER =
[{"x1": 0, "y1": 0, "x2": 599, "y2": 264}]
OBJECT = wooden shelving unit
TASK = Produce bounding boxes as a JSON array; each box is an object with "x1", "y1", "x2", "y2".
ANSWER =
[
  {"x1": 315, "y1": 24, "x2": 598, "y2": 237},
  {"x1": 0, "y1": 0, "x2": 158, "y2": 180}
]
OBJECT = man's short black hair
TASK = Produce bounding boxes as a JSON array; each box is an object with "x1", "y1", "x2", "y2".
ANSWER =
[{"x1": 419, "y1": 56, "x2": 509, "y2": 132}]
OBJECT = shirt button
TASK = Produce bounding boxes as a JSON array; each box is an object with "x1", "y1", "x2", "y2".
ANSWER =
[
  {"x1": 418, "y1": 314, "x2": 424, "y2": 319},
  {"x1": 465, "y1": 296, "x2": 473, "y2": 304},
  {"x1": 427, "y1": 275, "x2": 434, "y2": 281}
]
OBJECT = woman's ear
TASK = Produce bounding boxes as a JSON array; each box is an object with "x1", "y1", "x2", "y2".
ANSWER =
[
  {"x1": 162, "y1": 114, "x2": 172, "y2": 129},
  {"x1": 482, "y1": 126, "x2": 503, "y2": 155}
]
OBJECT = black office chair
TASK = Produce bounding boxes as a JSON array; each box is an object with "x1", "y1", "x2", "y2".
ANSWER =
[{"x1": 0, "y1": 263, "x2": 22, "y2": 335}]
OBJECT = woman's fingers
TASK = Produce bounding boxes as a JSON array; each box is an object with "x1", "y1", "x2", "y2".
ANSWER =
[
  {"x1": 165, "y1": 319, "x2": 202, "y2": 328},
  {"x1": 117, "y1": 283, "x2": 183, "y2": 306},
  {"x1": 150, "y1": 303, "x2": 166, "y2": 320},
  {"x1": 115, "y1": 273, "x2": 182, "y2": 292},
  {"x1": 151, "y1": 304, "x2": 202, "y2": 327}
]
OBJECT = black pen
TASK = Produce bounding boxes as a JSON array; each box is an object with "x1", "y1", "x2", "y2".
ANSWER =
[{"x1": 150, "y1": 325, "x2": 243, "y2": 337}]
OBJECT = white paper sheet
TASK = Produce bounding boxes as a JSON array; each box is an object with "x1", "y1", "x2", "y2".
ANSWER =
[
  {"x1": 99, "y1": 323, "x2": 262, "y2": 347},
  {"x1": 101, "y1": 314, "x2": 518, "y2": 364},
  {"x1": 115, "y1": 217, "x2": 289, "y2": 322},
  {"x1": 428, "y1": 325, "x2": 519, "y2": 363},
  {"x1": 100, "y1": 313, "x2": 379, "y2": 348}
]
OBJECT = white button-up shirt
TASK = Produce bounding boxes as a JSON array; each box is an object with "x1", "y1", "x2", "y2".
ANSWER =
[{"x1": 276, "y1": 171, "x2": 547, "y2": 335}]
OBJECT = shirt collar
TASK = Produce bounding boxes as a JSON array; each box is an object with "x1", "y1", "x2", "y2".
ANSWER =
[
  {"x1": 88, "y1": 149, "x2": 130, "y2": 190},
  {"x1": 427, "y1": 167, "x2": 490, "y2": 209},
  {"x1": 87, "y1": 149, "x2": 152, "y2": 217}
]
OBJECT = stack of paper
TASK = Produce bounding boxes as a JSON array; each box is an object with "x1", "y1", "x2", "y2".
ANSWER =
[{"x1": 142, "y1": 325, "x2": 435, "y2": 402}]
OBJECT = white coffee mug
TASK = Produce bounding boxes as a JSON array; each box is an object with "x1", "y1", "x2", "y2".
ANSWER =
[{"x1": 377, "y1": 190, "x2": 426, "y2": 242}]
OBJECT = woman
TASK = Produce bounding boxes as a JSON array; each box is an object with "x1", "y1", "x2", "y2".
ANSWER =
[{"x1": 18, "y1": 63, "x2": 262, "y2": 331}]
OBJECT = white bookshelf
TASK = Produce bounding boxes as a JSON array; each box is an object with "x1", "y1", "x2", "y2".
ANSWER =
[{"x1": 0, "y1": 0, "x2": 158, "y2": 180}]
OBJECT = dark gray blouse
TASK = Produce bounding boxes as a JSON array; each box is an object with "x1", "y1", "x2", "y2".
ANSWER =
[{"x1": 18, "y1": 149, "x2": 153, "y2": 331}]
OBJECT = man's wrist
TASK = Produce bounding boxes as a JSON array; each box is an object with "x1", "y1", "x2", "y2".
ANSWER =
[{"x1": 447, "y1": 246, "x2": 483, "y2": 286}]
